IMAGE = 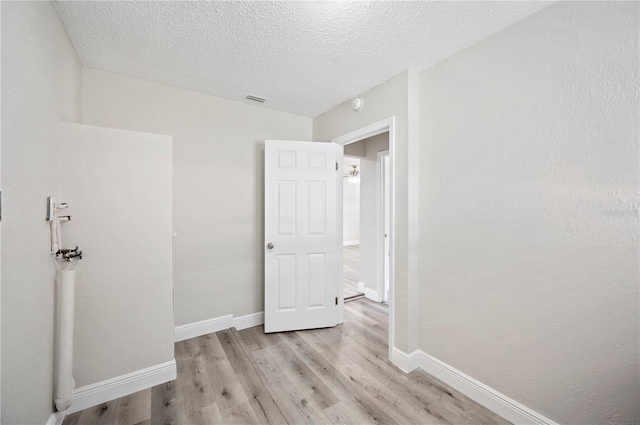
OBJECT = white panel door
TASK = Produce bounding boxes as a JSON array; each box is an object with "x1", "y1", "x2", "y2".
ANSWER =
[{"x1": 265, "y1": 140, "x2": 340, "y2": 333}]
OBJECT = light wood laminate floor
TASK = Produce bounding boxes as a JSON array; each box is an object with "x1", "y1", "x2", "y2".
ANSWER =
[
  {"x1": 343, "y1": 244, "x2": 362, "y2": 299},
  {"x1": 63, "y1": 299, "x2": 510, "y2": 425}
]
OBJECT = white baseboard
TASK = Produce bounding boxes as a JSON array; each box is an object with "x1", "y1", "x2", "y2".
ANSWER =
[
  {"x1": 357, "y1": 282, "x2": 380, "y2": 302},
  {"x1": 46, "y1": 411, "x2": 65, "y2": 425},
  {"x1": 364, "y1": 286, "x2": 379, "y2": 302},
  {"x1": 233, "y1": 311, "x2": 265, "y2": 330},
  {"x1": 391, "y1": 348, "x2": 557, "y2": 425},
  {"x1": 175, "y1": 314, "x2": 233, "y2": 342},
  {"x1": 391, "y1": 347, "x2": 421, "y2": 373},
  {"x1": 66, "y1": 359, "x2": 177, "y2": 415},
  {"x1": 176, "y1": 311, "x2": 265, "y2": 342},
  {"x1": 343, "y1": 240, "x2": 360, "y2": 246}
]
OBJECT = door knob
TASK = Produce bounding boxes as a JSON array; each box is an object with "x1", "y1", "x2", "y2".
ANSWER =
[{"x1": 267, "y1": 243, "x2": 274, "y2": 249}]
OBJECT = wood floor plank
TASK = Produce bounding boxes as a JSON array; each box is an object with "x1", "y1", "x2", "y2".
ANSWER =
[
  {"x1": 174, "y1": 339, "x2": 217, "y2": 424},
  {"x1": 354, "y1": 370, "x2": 442, "y2": 424},
  {"x1": 64, "y1": 299, "x2": 510, "y2": 425},
  {"x1": 61, "y1": 410, "x2": 82, "y2": 425},
  {"x1": 114, "y1": 388, "x2": 152, "y2": 425},
  {"x1": 227, "y1": 328, "x2": 289, "y2": 424},
  {"x1": 345, "y1": 351, "x2": 450, "y2": 424},
  {"x1": 250, "y1": 343, "x2": 327, "y2": 424},
  {"x1": 409, "y1": 369, "x2": 512, "y2": 425},
  {"x1": 345, "y1": 335, "x2": 505, "y2": 425},
  {"x1": 343, "y1": 244, "x2": 362, "y2": 298},
  {"x1": 205, "y1": 403, "x2": 224, "y2": 423},
  {"x1": 200, "y1": 334, "x2": 250, "y2": 416},
  {"x1": 223, "y1": 401, "x2": 262, "y2": 424},
  {"x1": 151, "y1": 380, "x2": 186, "y2": 425},
  {"x1": 236, "y1": 325, "x2": 281, "y2": 353},
  {"x1": 217, "y1": 329, "x2": 249, "y2": 374},
  {"x1": 77, "y1": 399, "x2": 121, "y2": 425},
  {"x1": 269, "y1": 336, "x2": 340, "y2": 410},
  {"x1": 235, "y1": 371, "x2": 288, "y2": 425},
  {"x1": 63, "y1": 384, "x2": 155, "y2": 425},
  {"x1": 283, "y1": 311, "x2": 500, "y2": 425},
  {"x1": 321, "y1": 400, "x2": 373, "y2": 425},
  {"x1": 277, "y1": 329, "x2": 398, "y2": 425}
]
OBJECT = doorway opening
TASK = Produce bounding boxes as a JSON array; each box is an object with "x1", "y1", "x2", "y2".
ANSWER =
[
  {"x1": 333, "y1": 117, "x2": 396, "y2": 360},
  {"x1": 340, "y1": 133, "x2": 389, "y2": 304},
  {"x1": 379, "y1": 150, "x2": 390, "y2": 304},
  {"x1": 342, "y1": 157, "x2": 363, "y2": 301}
]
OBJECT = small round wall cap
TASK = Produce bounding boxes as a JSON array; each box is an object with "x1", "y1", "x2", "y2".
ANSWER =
[{"x1": 352, "y1": 97, "x2": 363, "y2": 111}]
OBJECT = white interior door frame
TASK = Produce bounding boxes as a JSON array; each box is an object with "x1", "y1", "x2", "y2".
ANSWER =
[
  {"x1": 334, "y1": 143, "x2": 345, "y2": 323},
  {"x1": 332, "y1": 117, "x2": 396, "y2": 361},
  {"x1": 377, "y1": 150, "x2": 390, "y2": 304}
]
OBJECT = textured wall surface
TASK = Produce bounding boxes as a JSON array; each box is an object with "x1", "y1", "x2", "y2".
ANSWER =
[
  {"x1": 82, "y1": 68, "x2": 312, "y2": 326},
  {"x1": 418, "y1": 2, "x2": 639, "y2": 424},
  {"x1": 1, "y1": 2, "x2": 82, "y2": 423},
  {"x1": 58, "y1": 123, "x2": 174, "y2": 387},
  {"x1": 314, "y1": 71, "x2": 419, "y2": 353},
  {"x1": 52, "y1": 2, "x2": 550, "y2": 117}
]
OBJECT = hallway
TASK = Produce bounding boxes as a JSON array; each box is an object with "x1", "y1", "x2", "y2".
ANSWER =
[{"x1": 343, "y1": 244, "x2": 362, "y2": 299}]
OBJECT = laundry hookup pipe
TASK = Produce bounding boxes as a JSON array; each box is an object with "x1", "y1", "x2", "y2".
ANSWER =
[{"x1": 55, "y1": 260, "x2": 78, "y2": 411}]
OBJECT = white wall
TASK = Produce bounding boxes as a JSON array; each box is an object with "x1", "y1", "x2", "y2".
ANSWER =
[
  {"x1": 58, "y1": 123, "x2": 174, "y2": 388},
  {"x1": 343, "y1": 158, "x2": 360, "y2": 244},
  {"x1": 81, "y1": 68, "x2": 313, "y2": 326},
  {"x1": 344, "y1": 142, "x2": 365, "y2": 157},
  {"x1": 314, "y1": 71, "x2": 420, "y2": 353},
  {"x1": 1, "y1": 2, "x2": 82, "y2": 424},
  {"x1": 418, "y1": 2, "x2": 639, "y2": 424}
]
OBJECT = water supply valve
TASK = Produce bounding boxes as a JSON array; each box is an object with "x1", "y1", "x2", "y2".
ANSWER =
[
  {"x1": 46, "y1": 196, "x2": 80, "y2": 257},
  {"x1": 56, "y1": 247, "x2": 82, "y2": 262}
]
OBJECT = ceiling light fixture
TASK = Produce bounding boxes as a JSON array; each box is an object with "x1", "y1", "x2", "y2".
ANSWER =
[{"x1": 345, "y1": 165, "x2": 360, "y2": 184}]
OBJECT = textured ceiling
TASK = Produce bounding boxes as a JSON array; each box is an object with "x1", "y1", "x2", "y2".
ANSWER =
[{"x1": 53, "y1": 1, "x2": 551, "y2": 118}]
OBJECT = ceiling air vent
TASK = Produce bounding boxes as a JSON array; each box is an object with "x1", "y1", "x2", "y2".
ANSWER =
[{"x1": 246, "y1": 94, "x2": 267, "y2": 103}]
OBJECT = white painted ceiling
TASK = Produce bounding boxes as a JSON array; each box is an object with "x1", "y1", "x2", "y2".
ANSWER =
[{"x1": 53, "y1": 1, "x2": 551, "y2": 118}]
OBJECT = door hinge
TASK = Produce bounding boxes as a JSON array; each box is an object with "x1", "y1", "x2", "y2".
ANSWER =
[
  {"x1": 335, "y1": 296, "x2": 338, "y2": 305},
  {"x1": 336, "y1": 162, "x2": 339, "y2": 171}
]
